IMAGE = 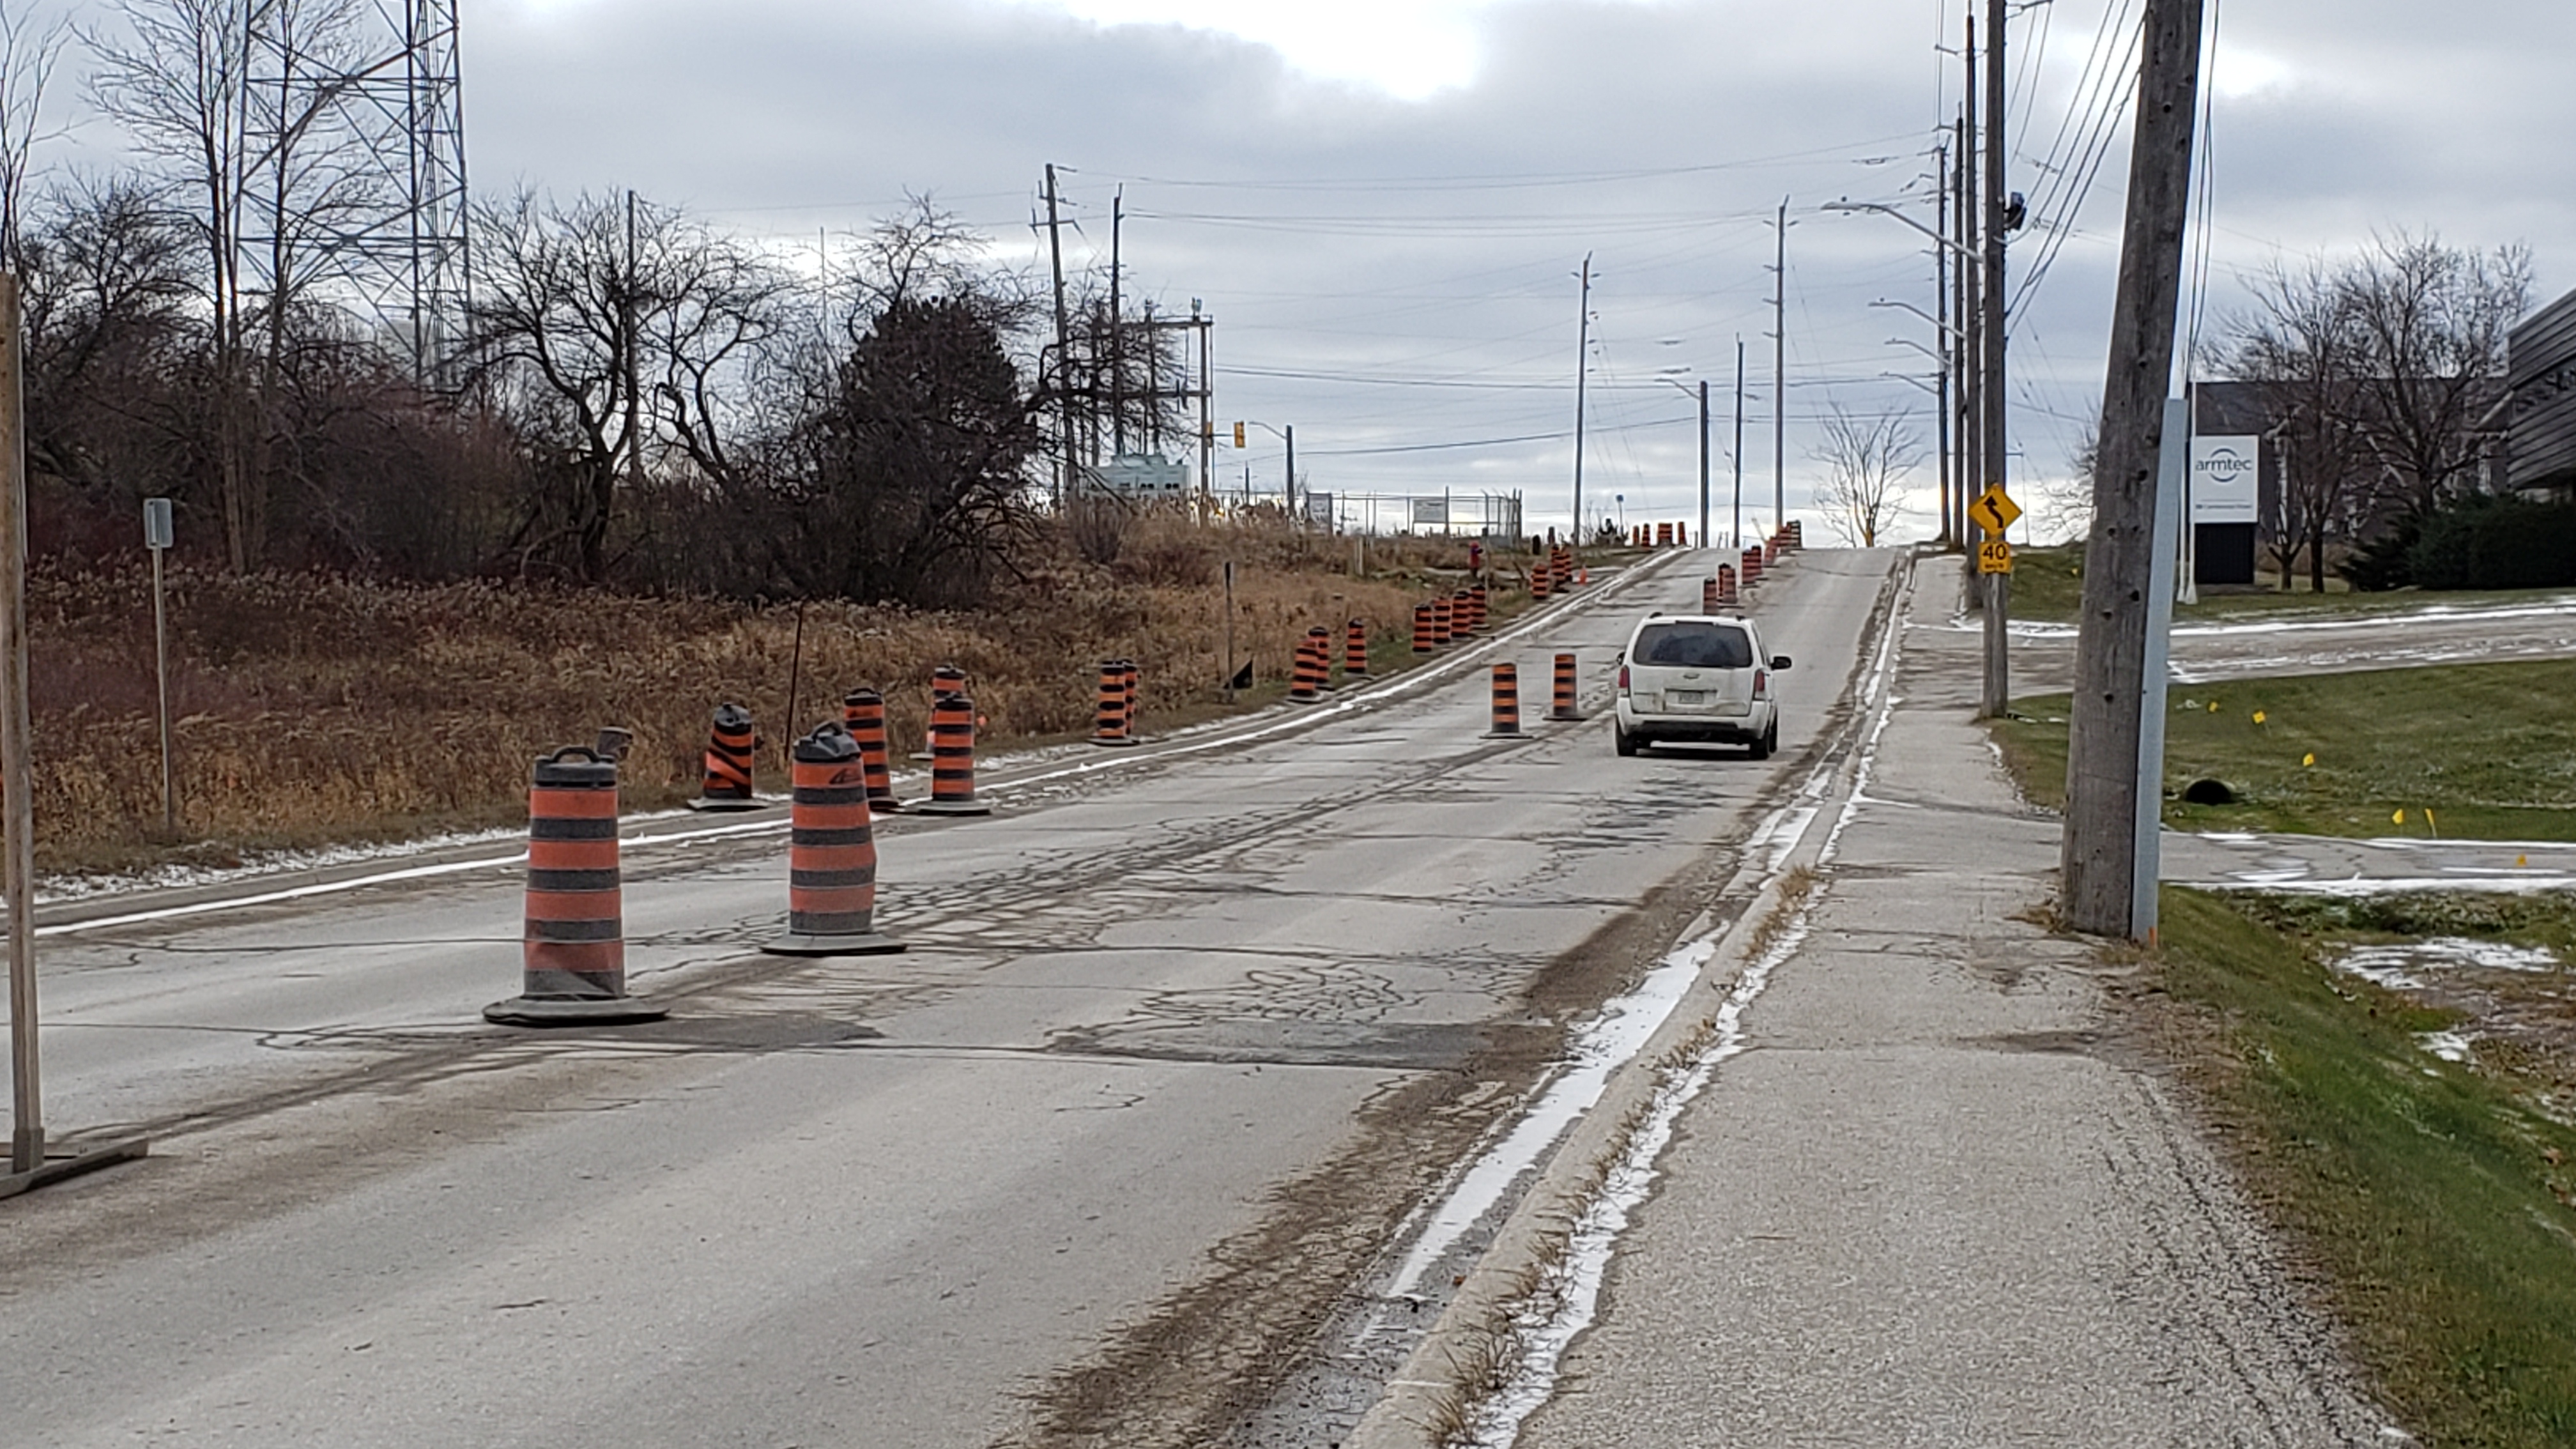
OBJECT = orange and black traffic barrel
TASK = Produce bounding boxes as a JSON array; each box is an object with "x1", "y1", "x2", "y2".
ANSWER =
[
  {"x1": 1718, "y1": 565, "x2": 1739, "y2": 607},
  {"x1": 763, "y1": 722, "x2": 904, "y2": 956},
  {"x1": 1091, "y1": 660, "x2": 1135, "y2": 747},
  {"x1": 914, "y1": 664, "x2": 967, "y2": 760},
  {"x1": 1469, "y1": 585, "x2": 1489, "y2": 633},
  {"x1": 1481, "y1": 663, "x2": 1525, "y2": 739},
  {"x1": 1551, "y1": 652, "x2": 1581, "y2": 721},
  {"x1": 484, "y1": 746, "x2": 664, "y2": 1025},
  {"x1": 841, "y1": 687, "x2": 903, "y2": 812},
  {"x1": 1412, "y1": 603, "x2": 1435, "y2": 654},
  {"x1": 1121, "y1": 660, "x2": 1142, "y2": 739},
  {"x1": 689, "y1": 703, "x2": 759, "y2": 811},
  {"x1": 910, "y1": 692, "x2": 992, "y2": 815},
  {"x1": 1344, "y1": 619, "x2": 1369, "y2": 677},
  {"x1": 1656, "y1": 521, "x2": 1673, "y2": 548},
  {"x1": 1289, "y1": 632, "x2": 1327, "y2": 702},
  {"x1": 1430, "y1": 594, "x2": 1453, "y2": 647},
  {"x1": 1531, "y1": 559, "x2": 1552, "y2": 599},
  {"x1": 1741, "y1": 545, "x2": 1763, "y2": 588}
]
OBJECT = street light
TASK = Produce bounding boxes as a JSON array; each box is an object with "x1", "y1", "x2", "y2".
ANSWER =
[
  {"x1": 1659, "y1": 375, "x2": 1711, "y2": 548},
  {"x1": 1823, "y1": 198, "x2": 1972, "y2": 259},
  {"x1": 1237, "y1": 419, "x2": 1296, "y2": 524},
  {"x1": 1871, "y1": 297, "x2": 1965, "y2": 342}
]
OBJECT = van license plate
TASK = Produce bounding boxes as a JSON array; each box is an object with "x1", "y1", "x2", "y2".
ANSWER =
[{"x1": 1669, "y1": 690, "x2": 1705, "y2": 707}]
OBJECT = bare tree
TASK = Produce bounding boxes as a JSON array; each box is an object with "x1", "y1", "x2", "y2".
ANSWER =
[
  {"x1": 1813, "y1": 402, "x2": 1922, "y2": 547},
  {"x1": 2209, "y1": 256, "x2": 2374, "y2": 591},
  {"x1": 466, "y1": 188, "x2": 791, "y2": 582},
  {"x1": 0, "y1": 1, "x2": 68, "y2": 275},
  {"x1": 83, "y1": 0, "x2": 382, "y2": 571},
  {"x1": 2342, "y1": 231, "x2": 2529, "y2": 518}
]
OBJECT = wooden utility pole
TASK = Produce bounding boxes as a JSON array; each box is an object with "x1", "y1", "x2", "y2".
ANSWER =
[
  {"x1": 624, "y1": 190, "x2": 643, "y2": 494},
  {"x1": 1772, "y1": 199, "x2": 1788, "y2": 536},
  {"x1": 1979, "y1": 0, "x2": 2012, "y2": 719},
  {"x1": 1108, "y1": 189, "x2": 1124, "y2": 459},
  {"x1": 3, "y1": 275, "x2": 34, "y2": 1175},
  {"x1": 1956, "y1": 93, "x2": 1978, "y2": 555},
  {"x1": 1572, "y1": 254, "x2": 1591, "y2": 541},
  {"x1": 1696, "y1": 378, "x2": 1710, "y2": 548},
  {"x1": 1733, "y1": 336, "x2": 1745, "y2": 551},
  {"x1": 1044, "y1": 164, "x2": 1072, "y2": 505},
  {"x1": 2060, "y1": 0, "x2": 2208, "y2": 939},
  {"x1": 1935, "y1": 139, "x2": 1954, "y2": 549}
]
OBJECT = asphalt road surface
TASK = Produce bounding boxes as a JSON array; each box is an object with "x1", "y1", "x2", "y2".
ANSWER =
[{"x1": 1, "y1": 545, "x2": 1899, "y2": 1447}]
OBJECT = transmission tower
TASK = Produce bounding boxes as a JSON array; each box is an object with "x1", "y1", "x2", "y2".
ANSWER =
[{"x1": 238, "y1": 0, "x2": 471, "y2": 381}]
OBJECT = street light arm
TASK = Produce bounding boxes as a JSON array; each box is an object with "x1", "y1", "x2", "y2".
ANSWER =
[
  {"x1": 1824, "y1": 198, "x2": 1974, "y2": 260},
  {"x1": 1871, "y1": 298, "x2": 1966, "y2": 342}
]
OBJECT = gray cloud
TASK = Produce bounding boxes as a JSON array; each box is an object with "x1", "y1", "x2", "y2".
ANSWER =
[{"x1": 60, "y1": 0, "x2": 2576, "y2": 538}]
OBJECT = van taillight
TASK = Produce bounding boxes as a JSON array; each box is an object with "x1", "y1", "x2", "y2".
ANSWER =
[
  {"x1": 1617, "y1": 664, "x2": 1630, "y2": 694},
  {"x1": 1754, "y1": 669, "x2": 1768, "y2": 696}
]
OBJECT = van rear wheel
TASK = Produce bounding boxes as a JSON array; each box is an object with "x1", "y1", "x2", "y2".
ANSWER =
[
  {"x1": 1614, "y1": 722, "x2": 1639, "y2": 757},
  {"x1": 1748, "y1": 723, "x2": 1775, "y2": 761}
]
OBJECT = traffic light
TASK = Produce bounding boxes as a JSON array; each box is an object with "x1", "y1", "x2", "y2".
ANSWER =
[{"x1": 1233, "y1": 421, "x2": 1247, "y2": 448}]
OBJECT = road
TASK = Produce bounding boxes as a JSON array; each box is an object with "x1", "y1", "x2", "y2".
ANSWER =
[{"x1": 0, "y1": 544, "x2": 1900, "y2": 1447}]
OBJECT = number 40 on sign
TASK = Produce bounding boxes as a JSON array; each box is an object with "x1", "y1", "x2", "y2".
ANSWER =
[{"x1": 1977, "y1": 538, "x2": 2014, "y2": 575}]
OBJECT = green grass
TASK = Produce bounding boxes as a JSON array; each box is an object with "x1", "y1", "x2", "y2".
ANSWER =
[
  {"x1": 2156, "y1": 888, "x2": 2576, "y2": 1446},
  {"x1": 1999, "y1": 542, "x2": 2576, "y2": 626},
  {"x1": 1993, "y1": 659, "x2": 2576, "y2": 841}
]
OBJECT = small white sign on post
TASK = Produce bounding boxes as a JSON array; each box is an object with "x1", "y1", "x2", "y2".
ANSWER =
[
  {"x1": 143, "y1": 497, "x2": 173, "y2": 550},
  {"x1": 2188, "y1": 436, "x2": 2260, "y2": 525}
]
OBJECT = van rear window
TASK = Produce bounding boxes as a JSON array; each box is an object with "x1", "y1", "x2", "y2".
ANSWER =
[{"x1": 1634, "y1": 622, "x2": 1753, "y2": 669}]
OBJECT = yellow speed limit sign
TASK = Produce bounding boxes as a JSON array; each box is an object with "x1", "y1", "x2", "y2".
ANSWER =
[{"x1": 1978, "y1": 539, "x2": 2014, "y2": 575}]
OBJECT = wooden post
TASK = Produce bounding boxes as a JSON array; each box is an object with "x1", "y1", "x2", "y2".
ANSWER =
[
  {"x1": 2062, "y1": 0, "x2": 2208, "y2": 937},
  {"x1": 3, "y1": 275, "x2": 37, "y2": 1174}
]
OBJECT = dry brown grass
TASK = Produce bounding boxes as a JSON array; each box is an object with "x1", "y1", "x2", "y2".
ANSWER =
[{"x1": 30, "y1": 514, "x2": 1531, "y2": 873}]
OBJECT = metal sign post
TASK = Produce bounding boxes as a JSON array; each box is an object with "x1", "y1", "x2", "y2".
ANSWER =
[{"x1": 145, "y1": 498, "x2": 175, "y2": 836}]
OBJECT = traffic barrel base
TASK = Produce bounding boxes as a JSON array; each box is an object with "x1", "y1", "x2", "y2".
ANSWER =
[
  {"x1": 484, "y1": 995, "x2": 668, "y2": 1027},
  {"x1": 487, "y1": 745, "x2": 667, "y2": 1027},
  {"x1": 764, "y1": 723, "x2": 906, "y2": 958}
]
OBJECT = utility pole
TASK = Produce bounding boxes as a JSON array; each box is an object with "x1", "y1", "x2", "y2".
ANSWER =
[
  {"x1": 1733, "y1": 335, "x2": 1746, "y2": 551},
  {"x1": 1044, "y1": 164, "x2": 1072, "y2": 505},
  {"x1": 3, "y1": 275, "x2": 34, "y2": 1176},
  {"x1": 1142, "y1": 298, "x2": 1157, "y2": 453},
  {"x1": 1981, "y1": 0, "x2": 2013, "y2": 719},
  {"x1": 2061, "y1": 0, "x2": 2207, "y2": 939},
  {"x1": 624, "y1": 190, "x2": 642, "y2": 493},
  {"x1": 1955, "y1": 102, "x2": 1976, "y2": 551},
  {"x1": 1572, "y1": 253, "x2": 1592, "y2": 542},
  {"x1": 1696, "y1": 378, "x2": 1710, "y2": 548},
  {"x1": 1195, "y1": 305, "x2": 1214, "y2": 518},
  {"x1": 1772, "y1": 199, "x2": 1788, "y2": 537},
  {"x1": 1109, "y1": 188, "x2": 1124, "y2": 459},
  {"x1": 1935, "y1": 140, "x2": 1954, "y2": 549},
  {"x1": 1285, "y1": 424, "x2": 1298, "y2": 523}
]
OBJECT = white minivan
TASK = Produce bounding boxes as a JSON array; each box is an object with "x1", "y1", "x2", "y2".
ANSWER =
[{"x1": 1612, "y1": 613, "x2": 1790, "y2": 758}]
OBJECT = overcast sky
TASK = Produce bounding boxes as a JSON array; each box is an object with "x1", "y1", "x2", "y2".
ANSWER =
[{"x1": 65, "y1": 0, "x2": 2576, "y2": 541}]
